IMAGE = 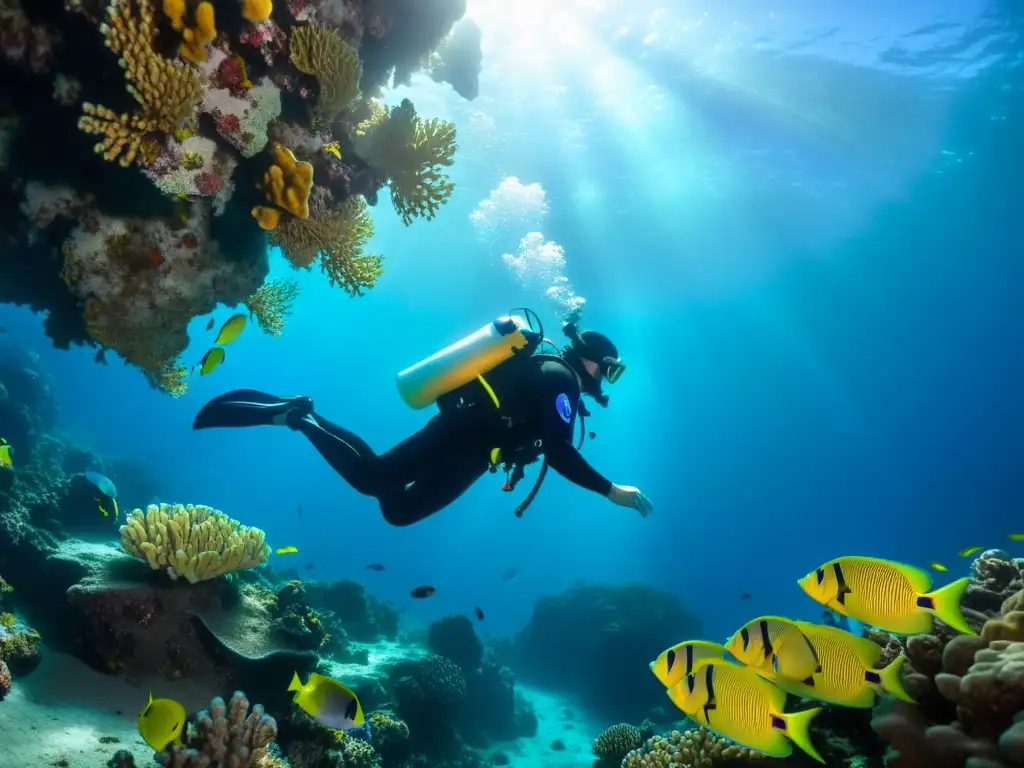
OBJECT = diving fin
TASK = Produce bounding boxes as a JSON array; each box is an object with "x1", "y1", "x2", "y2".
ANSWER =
[{"x1": 193, "y1": 389, "x2": 314, "y2": 430}]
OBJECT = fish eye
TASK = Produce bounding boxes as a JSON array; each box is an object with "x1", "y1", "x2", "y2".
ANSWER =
[{"x1": 815, "y1": 568, "x2": 824, "y2": 585}]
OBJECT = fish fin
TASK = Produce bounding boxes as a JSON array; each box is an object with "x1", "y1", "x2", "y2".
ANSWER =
[
  {"x1": 920, "y1": 577, "x2": 975, "y2": 635},
  {"x1": 113, "y1": 498, "x2": 119, "y2": 520},
  {"x1": 782, "y1": 707, "x2": 825, "y2": 763},
  {"x1": 288, "y1": 672, "x2": 303, "y2": 693},
  {"x1": 877, "y1": 655, "x2": 915, "y2": 703},
  {"x1": 889, "y1": 560, "x2": 933, "y2": 593}
]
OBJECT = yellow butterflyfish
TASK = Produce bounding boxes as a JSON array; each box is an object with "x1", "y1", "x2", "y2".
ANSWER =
[
  {"x1": 725, "y1": 616, "x2": 820, "y2": 683},
  {"x1": 649, "y1": 640, "x2": 726, "y2": 688}
]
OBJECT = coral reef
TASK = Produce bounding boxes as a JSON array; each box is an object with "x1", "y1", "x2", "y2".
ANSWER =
[
  {"x1": 867, "y1": 550, "x2": 1024, "y2": 767},
  {"x1": 0, "y1": 658, "x2": 9, "y2": 700},
  {"x1": 621, "y1": 728, "x2": 765, "y2": 767},
  {"x1": 120, "y1": 502, "x2": 270, "y2": 582},
  {"x1": 507, "y1": 582, "x2": 703, "y2": 720},
  {"x1": 593, "y1": 722, "x2": 646, "y2": 766},
  {"x1": 157, "y1": 690, "x2": 278, "y2": 766},
  {"x1": 0, "y1": 0, "x2": 473, "y2": 390}
]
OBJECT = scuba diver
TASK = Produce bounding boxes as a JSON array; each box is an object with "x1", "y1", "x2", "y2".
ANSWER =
[{"x1": 192, "y1": 312, "x2": 654, "y2": 526}]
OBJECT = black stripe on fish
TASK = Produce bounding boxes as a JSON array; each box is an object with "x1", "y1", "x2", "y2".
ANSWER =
[
  {"x1": 702, "y1": 664, "x2": 717, "y2": 723},
  {"x1": 758, "y1": 619, "x2": 773, "y2": 659},
  {"x1": 833, "y1": 562, "x2": 853, "y2": 605},
  {"x1": 171, "y1": 721, "x2": 179, "y2": 731},
  {"x1": 771, "y1": 714, "x2": 786, "y2": 730},
  {"x1": 917, "y1": 596, "x2": 934, "y2": 609},
  {"x1": 865, "y1": 670, "x2": 882, "y2": 685},
  {"x1": 686, "y1": 673, "x2": 696, "y2": 694},
  {"x1": 801, "y1": 676, "x2": 815, "y2": 686},
  {"x1": 740, "y1": 627, "x2": 750, "y2": 650},
  {"x1": 666, "y1": 648, "x2": 676, "y2": 675},
  {"x1": 685, "y1": 645, "x2": 693, "y2": 674},
  {"x1": 345, "y1": 698, "x2": 357, "y2": 721}
]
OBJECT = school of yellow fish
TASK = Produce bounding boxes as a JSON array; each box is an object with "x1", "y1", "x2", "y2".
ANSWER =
[
  {"x1": 650, "y1": 554, "x2": 980, "y2": 762},
  {"x1": 192, "y1": 314, "x2": 248, "y2": 377}
]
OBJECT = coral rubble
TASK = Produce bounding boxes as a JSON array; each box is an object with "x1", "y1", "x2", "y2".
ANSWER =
[{"x1": 0, "y1": 0, "x2": 478, "y2": 392}]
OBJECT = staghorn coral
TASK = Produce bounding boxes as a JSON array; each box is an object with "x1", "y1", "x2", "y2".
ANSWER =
[
  {"x1": 592, "y1": 723, "x2": 644, "y2": 765},
  {"x1": 289, "y1": 23, "x2": 361, "y2": 121},
  {"x1": 78, "y1": 0, "x2": 203, "y2": 167},
  {"x1": 157, "y1": 690, "x2": 278, "y2": 766},
  {"x1": 270, "y1": 192, "x2": 382, "y2": 296},
  {"x1": 252, "y1": 142, "x2": 314, "y2": 229},
  {"x1": 119, "y1": 502, "x2": 270, "y2": 583},
  {"x1": 621, "y1": 729, "x2": 764, "y2": 768},
  {"x1": 244, "y1": 278, "x2": 301, "y2": 336},
  {"x1": 162, "y1": 0, "x2": 217, "y2": 63},
  {"x1": 351, "y1": 98, "x2": 456, "y2": 226}
]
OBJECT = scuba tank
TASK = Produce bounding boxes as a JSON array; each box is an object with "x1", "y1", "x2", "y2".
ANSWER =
[{"x1": 396, "y1": 314, "x2": 540, "y2": 410}]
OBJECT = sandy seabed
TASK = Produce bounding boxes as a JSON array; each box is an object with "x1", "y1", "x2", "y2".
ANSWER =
[{"x1": 0, "y1": 652, "x2": 214, "y2": 768}]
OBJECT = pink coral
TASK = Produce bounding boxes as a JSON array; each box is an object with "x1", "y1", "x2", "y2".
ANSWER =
[
  {"x1": 213, "y1": 55, "x2": 248, "y2": 93},
  {"x1": 194, "y1": 172, "x2": 222, "y2": 196},
  {"x1": 216, "y1": 111, "x2": 241, "y2": 135},
  {"x1": 238, "y1": 20, "x2": 286, "y2": 67},
  {"x1": 0, "y1": 659, "x2": 10, "y2": 700}
]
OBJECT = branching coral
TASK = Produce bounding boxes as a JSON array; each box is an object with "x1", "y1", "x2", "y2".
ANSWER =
[
  {"x1": 351, "y1": 99, "x2": 456, "y2": 225},
  {"x1": 252, "y1": 142, "x2": 313, "y2": 229},
  {"x1": 78, "y1": 0, "x2": 203, "y2": 167},
  {"x1": 119, "y1": 502, "x2": 270, "y2": 583},
  {"x1": 593, "y1": 723, "x2": 644, "y2": 765},
  {"x1": 270, "y1": 193, "x2": 382, "y2": 296},
  {"x1": 289, "y1": 23, "x2": 361, "y2": 121},
  {"x1": 157, "y1": 690, "x2": 278, "y2": 766},
  {"x1": 150, "y1": 359, "x2": 189, "y2": 397},
  {"x1": 243, "y1": 278, "x2": 300, "y2": 336}
]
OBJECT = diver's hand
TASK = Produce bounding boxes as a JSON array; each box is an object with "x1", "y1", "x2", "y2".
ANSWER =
[{"x1": 607, "y1": 484, "x2": 653, "y2": 517}]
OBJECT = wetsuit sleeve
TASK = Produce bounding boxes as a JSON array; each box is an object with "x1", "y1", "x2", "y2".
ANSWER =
[
  {"x1": 533, "y1": 360, "x2": 613, "y2": 496},
  {"x1": 545, "y1": 439, "x2": 613, "y2": 496}
]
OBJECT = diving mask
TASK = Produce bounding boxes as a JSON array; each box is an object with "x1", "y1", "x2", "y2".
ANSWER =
[{"x1": 602, "y1": 357, "x2": 626, "y2": 384}]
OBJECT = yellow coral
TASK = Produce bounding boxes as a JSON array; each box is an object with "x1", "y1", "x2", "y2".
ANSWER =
[
  {"x1": 289, "y1": 24, "x2": 360, "y2": 120},
  {"x1": 270, "y1": 194, "x2": 383, "y2": 296},
  {"x1": 162, "y1": 0, "x2": 217, "y2": 63},
  {"x1": 351, "y1": 99, "x2": 457, "y2": 226},
  {"x1": 78, "y1": 0, "x2": 203, "y2": 166},
  {"x1": 244, "y1": 278, "x2": 301, "y2": 336},
  {"x1": 241, "y1": 0, "x2": 272, "y2": 23},
  {"x1": 251, "y1": 143, "x2": 313, "y2": 230},
  {"x1": 982, "y1": 611, "x2": 1024, "y2": 643},
  {"x1": 120, "y1": 502, "x2": 271, "y2": 583}
]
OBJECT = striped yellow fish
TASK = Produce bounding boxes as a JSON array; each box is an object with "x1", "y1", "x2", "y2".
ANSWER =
[
  {"x1": 757, "y1": 622, "x2": 913, "y2": 708},
  {"x1": 649, "y1": 640, "x2": 726, "y2": 688},
  {"x1": 667, "y1": 659, "x2": 823, "y2": 762},
  {"x1": 275, "y1": 545, "x2": 299, "y2": 555},
  {"x1": 0, "y1": 438, "x2": 12, "y2": 470},
  {"x1": 725, "y1": 616, "x2": 820, "y2": 683},
  {"x1": 958, "y1": 546, "x2": 983, "y2": 557},
  {"x1": 798, "y1": 556, "x2": 974, "y2": 636}
]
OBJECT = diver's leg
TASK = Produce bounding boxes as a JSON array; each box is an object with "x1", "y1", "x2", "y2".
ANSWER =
[
  {"x1": 376, "y1": 452, "x2": 489, "y2": 526},
  {"x1": 290, "y1": 412, "x2": 381, "y2": 495}
]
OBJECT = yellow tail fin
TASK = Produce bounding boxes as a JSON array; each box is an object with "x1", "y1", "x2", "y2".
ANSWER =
[
  {"x1": 923, "y1": 576, "x2": 975, "y2": 635},
  {"x1": 783, "y1": 707, "x2": 824, "y2": 763},
  {"x1": 287, "y1": 672, "x2": 303, "y2": 693},
  {"x1": 877, "y1": 654, "x2": 915, "y2": 703}
]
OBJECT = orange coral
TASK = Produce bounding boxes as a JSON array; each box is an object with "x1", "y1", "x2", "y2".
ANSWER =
[
  {"x1": 251, "y1": 143, "x2": 313, "y2": 230},
  {"x1": 163, "y1": 0, "x2": 217, "y2": 63},
  {"x1": 241, "y1": 0, "x2": 272, "y2": 22}
]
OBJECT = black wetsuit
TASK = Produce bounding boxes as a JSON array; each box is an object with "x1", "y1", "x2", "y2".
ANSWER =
[{"x1": 294, "y1": 355, "x2": 612, "y2": 526}]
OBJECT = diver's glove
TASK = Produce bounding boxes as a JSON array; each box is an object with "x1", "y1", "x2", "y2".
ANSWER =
[{"x1": 607, "y1": 483, "x2": 653, "y2": 517}]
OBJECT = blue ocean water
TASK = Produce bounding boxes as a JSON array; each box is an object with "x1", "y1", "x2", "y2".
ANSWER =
[{"x1": 0, "y1": 0, "x2": 1020, "y2": 651}]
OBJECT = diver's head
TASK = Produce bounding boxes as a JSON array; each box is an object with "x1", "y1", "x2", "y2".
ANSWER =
[{"x1": 562, "y1": 322, "x2": 627, "y2": 406}]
